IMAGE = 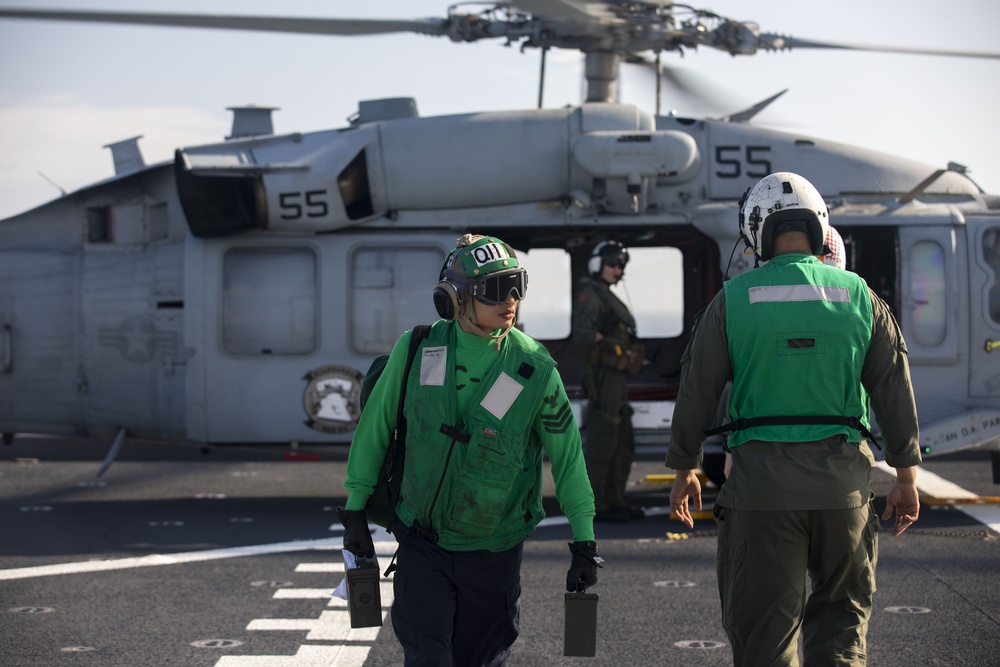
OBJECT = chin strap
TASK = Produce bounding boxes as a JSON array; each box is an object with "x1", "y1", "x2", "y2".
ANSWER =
[{"x1": 459, "y1": 312, "x2": 513, "y2": 351}]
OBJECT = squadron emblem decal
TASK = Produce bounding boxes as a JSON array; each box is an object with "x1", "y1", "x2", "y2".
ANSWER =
[{"x1": 302, "y1": 365, "x2": 364, "y2": 433}]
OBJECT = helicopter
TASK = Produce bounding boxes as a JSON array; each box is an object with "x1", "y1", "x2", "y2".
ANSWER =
[{"x1": 0, "y1": 1, "x2": 999, "y2": 483}]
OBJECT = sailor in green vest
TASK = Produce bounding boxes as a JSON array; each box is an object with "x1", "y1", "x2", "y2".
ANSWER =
[
  {"x1": 572, "y1": 240, "x2": 645, "y2": 523},
  {"x1": 666, "y1": 172, "x2": 922, "y2": 666},
  {"x1": 341, "y1": 234, "x2": 601, "y2": 666}
]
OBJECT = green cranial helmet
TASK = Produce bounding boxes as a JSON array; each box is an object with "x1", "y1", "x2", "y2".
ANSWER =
[
  {"x1": 440, "y1": 234, "x2": 527, "y2": 305},
  {"x1": 435, "y1": 234, "x2": 527, "y2": 349}
]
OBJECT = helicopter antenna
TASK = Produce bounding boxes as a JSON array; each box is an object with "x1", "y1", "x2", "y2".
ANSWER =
[
  {"x1": 655, "y1": 51, "x2": 662, "y2": 116},
  {"x1": 715, "y1": 89, "x2": 788, "y2": 123},
  {"x1": 37, "y1": 172, "x2": 67, "y2": 197},
  {"x1": 538, "y1": 46, "x2": 548, "y2": 108}
]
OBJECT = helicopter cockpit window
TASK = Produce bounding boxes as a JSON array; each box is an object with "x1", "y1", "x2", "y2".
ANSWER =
[
  {"x1": 222, "y1": 248, "x2": 317, "y2": 355},
  {"x1": 909, "y1": 240, "x2": 947, "y2": 347},
  {"x1": 351, "y1": 245, "x2": 444, "y2": 355},
  {"x1": 985, "y1": 226, "x2": 1000, "y2": 323}
]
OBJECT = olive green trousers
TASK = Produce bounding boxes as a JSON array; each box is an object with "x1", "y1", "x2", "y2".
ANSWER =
[
  {"x1": 715, "y1": 501, "x2": 880, "y2": 666},
  {"x1": 582, "y1": 368, "x2": 634, "y2": 511}
]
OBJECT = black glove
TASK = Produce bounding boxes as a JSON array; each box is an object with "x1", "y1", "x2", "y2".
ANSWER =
[
  {"x1": 337, "y1": 508, "x2": 375, "y2": 560},
  {"x1": 566, "y1": 540, "x2": 604, "y2": 592}
]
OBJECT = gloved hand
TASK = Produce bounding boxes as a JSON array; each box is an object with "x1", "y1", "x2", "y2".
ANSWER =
[
  {"x1": 337, "y1": 508, "x2": 375, "y2": 560},
  {"x1": 566, "y1": 540, "x2": 604, "y2": 592}
]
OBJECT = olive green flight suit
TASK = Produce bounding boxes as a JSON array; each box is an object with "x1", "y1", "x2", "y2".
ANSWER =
[{"x1": 572, "y1": 275, "x2": 637, "y2": 512}]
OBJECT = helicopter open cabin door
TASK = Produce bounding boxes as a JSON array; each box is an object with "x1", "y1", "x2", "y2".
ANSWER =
[
  {"x1": 185, "y1": 233, "x2": 448, "y2": 444},
  {"x1": 968, "y1": 218, "x2": 1000, "y2": 399}
]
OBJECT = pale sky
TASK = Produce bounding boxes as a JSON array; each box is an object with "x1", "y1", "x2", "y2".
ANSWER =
[{"x1": 1, "y1": 0, "x2": 998, "y2": 220}]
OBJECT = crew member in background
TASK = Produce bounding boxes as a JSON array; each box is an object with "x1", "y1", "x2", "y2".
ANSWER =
[
  {"x1": 823, "y1": 224, "x2": 847, "y2": 270},
  {"x1": 667, "y1": 173, "x2": 921, "y2": 666},
  {"x1": 572, "y1": 240, "x2": 645, "y2": 523},
  {"x1": 341, "y1": 234, "x2": 601, "y2": 666}
]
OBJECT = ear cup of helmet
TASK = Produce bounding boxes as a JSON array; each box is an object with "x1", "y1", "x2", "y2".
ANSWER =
[
  {"x1": 587, "y1": 253, "x2": 603, "y2": 275},
  {"x1": 433, "y1": 280, "x2": 462, "y2": 321},
  {"x1": 589, "y1": 240, "x2": 629, "y2": 276}
]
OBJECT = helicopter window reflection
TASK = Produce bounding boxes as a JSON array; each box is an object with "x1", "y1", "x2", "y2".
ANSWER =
[
  {"x1": 985, "y1": 226, "x2": 1000, "y2": 323},
  {"x1": 910, "y1": 240, "x2": 947, "y2": 347},
  {"x1": 351, "y1": 245, "x2": 445, "y2": 354},
  {"x1": 222, "y1": 248, "x2": 317, "y2": 355}
]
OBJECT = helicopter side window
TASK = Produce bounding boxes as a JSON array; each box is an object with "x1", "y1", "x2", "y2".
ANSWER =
[
  {"x1": 909, "y1": 240, "x2": 947, "y2": 347},
  {"x1": 985, "y1": 226, "x2": 1000, "y2": 324},
  {"x1": 222, "y1": 247, "x2": 317, "y2": 355}
]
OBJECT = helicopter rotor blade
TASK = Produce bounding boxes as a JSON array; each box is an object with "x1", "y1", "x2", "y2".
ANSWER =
[
  {"x1": 622, "y1": 53, "x2": 741, "y2": 114},
  {"x1": 4, "y1": 5, "x2": 998, "y2": 60},
  {"x1": 0, "y1": 8, "x2": 451, "y2": 38},
  {"x1": 714, "y1": 89, "x2": 789, "y2": 124},
  {"x1": 758, "y1": 34, "x2": 1000, "y2": 60}
]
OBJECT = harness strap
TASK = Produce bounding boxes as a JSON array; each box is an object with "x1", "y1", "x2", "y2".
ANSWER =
[{"x1": 705, "y1": 415, "x2": 882, "y2": 451}]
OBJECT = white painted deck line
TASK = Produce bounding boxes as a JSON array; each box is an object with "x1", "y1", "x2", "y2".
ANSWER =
[
  {"x1": 0, "y1": 538, "x2": 397, "y2": 581},
  {"x1": 214, "y1": 644, "x2": 371, "y2": 667}
]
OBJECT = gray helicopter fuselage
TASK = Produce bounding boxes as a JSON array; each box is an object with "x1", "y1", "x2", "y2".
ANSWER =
[{"x1": 1, "y1": 101, "x2": 997, "y2": 460}]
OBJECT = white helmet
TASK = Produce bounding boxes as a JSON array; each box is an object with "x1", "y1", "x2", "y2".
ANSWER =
[
  {"x1": 821, "y1": 226, "x2": 846, "y2": 270},
  {"x1": 738, "y1": 172, "x2": 830, "y2": 262}
]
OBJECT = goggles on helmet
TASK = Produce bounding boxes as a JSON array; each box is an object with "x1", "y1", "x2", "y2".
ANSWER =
[
  {"x1": 597, "y1": 242, "x2": 629, "y2": 270},
  {"x1": 466, "y1": 268, "x2": 527, "y2": 305}
]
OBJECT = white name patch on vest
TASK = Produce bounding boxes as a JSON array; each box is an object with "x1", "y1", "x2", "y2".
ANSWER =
[
  {"x1": 420, "y1": 346, "x2": 448, "y2": 386},
  {"x1": 748, "y1": 285, "x2": 850, "y2": 304},
  {"x1": 481, "y1": 372, "x2": 523, "y2": 420}
]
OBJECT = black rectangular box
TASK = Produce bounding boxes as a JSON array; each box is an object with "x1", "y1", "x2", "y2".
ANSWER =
[
  {"x1": 564, "y1": 592, "x2": 598, "y2": 656},
  {"x1": 346, "y1": 563, "x2": 383, "y2": 628}
]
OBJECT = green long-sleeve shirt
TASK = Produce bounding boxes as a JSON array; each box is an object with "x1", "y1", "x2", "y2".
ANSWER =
[{"x1": 345, "y1": 321, "x2": 595, "y2": 543}]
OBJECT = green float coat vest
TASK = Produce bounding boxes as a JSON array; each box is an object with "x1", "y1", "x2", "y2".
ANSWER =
[
  {"x1": 724, "y1": 254, "x2": 873, "y2": 448},
  {"x1": 395, "y1": 320, "x2": 556, "y2": 552}
]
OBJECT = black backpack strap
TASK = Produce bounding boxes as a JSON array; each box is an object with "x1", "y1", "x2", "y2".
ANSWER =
[
  {"x1": 395, "y1": 325, "x2": 430, "y2": 433},
  {"x1": 705, "y1": 415, "x2": 882, "y2": 451},
  {"x1": 384, "y1": 324, "x2": 431, "y2": 533}
]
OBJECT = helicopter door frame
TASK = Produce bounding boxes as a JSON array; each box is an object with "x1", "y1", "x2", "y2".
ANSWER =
[
  {"x1": 967, "y1": 218, "x2": 1000, "y2": 399},
  {"x1": 897, "y1": 225, "x2": 961, "y2": 366}
]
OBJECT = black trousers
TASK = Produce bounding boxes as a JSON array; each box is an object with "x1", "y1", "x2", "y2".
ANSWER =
[{"x1": 391, "y1": 523, "x2": 523, "y2": 666}]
